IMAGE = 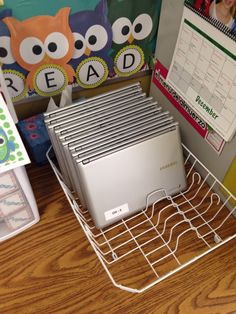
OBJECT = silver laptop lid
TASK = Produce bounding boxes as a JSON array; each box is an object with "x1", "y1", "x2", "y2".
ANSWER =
[
  {"x1": 72, "y1": 117, "x2": 174, "y2": 158},
  {"x1": 45, "y1": 87, "x2": 143, "y2": 125},
  {"x1": 48, "y1": 93, "x2": 147, "y2": 131},
  {"x1": 44, "y1": 82, "x2": 141, "y2": 120},
  {"x1": 60, "y1": 106, "x2": 162, "y2": 145},
  {"x1": 55, "y1": 97, "x2": 156, "y2": 136},
  {"x1": 46, "y1": 97, "x2": 157, "y2": 187},
  {"x1": 67, "y1": 111, "x2": 169, "y2": 150},
  {"x1": 76, "y1": 122, "x2": 178, "y2": 164}
]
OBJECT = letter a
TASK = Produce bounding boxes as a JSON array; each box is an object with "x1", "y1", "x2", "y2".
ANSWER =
[{"x1": 87, "y1": 65, "x2": 99, "y2": 82}]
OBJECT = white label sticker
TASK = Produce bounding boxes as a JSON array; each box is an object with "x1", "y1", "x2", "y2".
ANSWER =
[
  {"x1": 104, "y1": 203, "x2": 129, "y2": 221},
  {"x1": 5, "y1": 208, "x2": 32, "y2": 230},
  {"x1": 0, "y1": 171, "x2": 18, "y2": 197},
  {"x1": 0, "y1": 191, "x2": 26, "y2": 216}
]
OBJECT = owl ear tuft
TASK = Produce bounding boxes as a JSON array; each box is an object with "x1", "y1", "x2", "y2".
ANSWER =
[
  {"x1": 55, "y1": 7, "x2": 71, "y2": 23},
  {"x1": 95, "y1": 0, "x2": 107, "y2": 15},
  {"x1": 2, "y1": 17, "x2": 20, "y2": 36},
  {"x1": 0, "y1": 9, "x2": 12, "y2": 20}
]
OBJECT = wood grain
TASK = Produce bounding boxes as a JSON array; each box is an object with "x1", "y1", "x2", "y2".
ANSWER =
[{"x1": 0, "y1": 163, "x2": 236, "y2": 314}]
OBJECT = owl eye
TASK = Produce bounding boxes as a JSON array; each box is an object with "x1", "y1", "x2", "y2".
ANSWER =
[
  {"x1": 132, "y1": 14, "x2": 153, "y2": 41},
  {"x1": 0, "y1": 36, "x2": 15, "y2": 65},
  {"x1": 85, "y1": 25, "x2": 108, "y2": 52},
  {"x1": 0, "y1": 135, "x2": 5, "y2": 147},
  {"x1": 45, "y1": 32, "x2": 69, "y2": 59},
  {"x1": 112, "y1": 17, "x2": 132, "y2": 44},
  {"x1": 20, "y1": 37, "x2": 45, "y2": 64},
  {"x1": 72, "y1": 32, "x2": 86, "y2": 59}
]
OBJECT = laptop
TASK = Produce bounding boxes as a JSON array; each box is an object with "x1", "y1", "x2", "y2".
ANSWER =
[
  {"x1": 70, "y1": 121, "x2": 178, "y2": 207},
  {"x1": 48, "y1": 98, "x2": 158, "y2": 187},
  {"x1": 64, "y1": 114, "x2": 173, "y2": 201},
  {"x1": 44, "y1": 82, "x2": 142, "y2": 121},
  {"x1": 74, "y1": 124, "x2": 186, "y2": 228}
]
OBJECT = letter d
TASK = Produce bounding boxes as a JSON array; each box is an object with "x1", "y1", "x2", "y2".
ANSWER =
[{"x1": 123, "y1": 53, "x2": 135, "y2": 69}]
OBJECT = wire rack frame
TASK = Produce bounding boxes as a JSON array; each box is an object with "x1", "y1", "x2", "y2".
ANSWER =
[{"x1": 47, "y1": 145, "x2": 236, "y2": 293}]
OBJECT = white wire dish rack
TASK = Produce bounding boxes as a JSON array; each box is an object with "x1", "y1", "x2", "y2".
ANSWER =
[{"x1": 47, "y1": 145, "x2": 236, "y2": 293}]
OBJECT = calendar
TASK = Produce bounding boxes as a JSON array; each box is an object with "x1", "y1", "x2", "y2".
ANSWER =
[{"x1": 167, "y1": 6, "x2": 236, "y2": 141}]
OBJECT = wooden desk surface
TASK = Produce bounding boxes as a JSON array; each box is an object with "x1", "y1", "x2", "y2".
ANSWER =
[{"x1": 0, "y1": 163, "x2": 236, "y2": 314}]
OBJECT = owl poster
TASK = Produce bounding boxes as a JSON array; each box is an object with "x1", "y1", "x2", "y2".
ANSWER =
[
  {"x1": 0, "y1": 0, "x2": 162, "y2": 101},
  {"x1": 0, "y1": 9, "x2": 28, "y2": 102},
  {"x1": 108, "y1": 0, "x2": 162, "y2": 77}
]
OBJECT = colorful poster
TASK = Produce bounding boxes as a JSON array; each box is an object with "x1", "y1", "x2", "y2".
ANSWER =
[
  {"x1": 0, "y1": 0, "x2": 162, "y2": 100},
  {"x1": 0, "y1": 93, "x2": 30, "y2": 172}
]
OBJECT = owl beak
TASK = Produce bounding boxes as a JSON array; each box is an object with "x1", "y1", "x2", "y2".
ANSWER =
[
  {"x1": 128, "y1": 34, "x2": 134, "y2": 44},
  {"x1": 43, "y1": 55, "x2": 51, "y2": 63},
  {"x1": 84, "y1": 47, "x2": 91, "y2": 57}
]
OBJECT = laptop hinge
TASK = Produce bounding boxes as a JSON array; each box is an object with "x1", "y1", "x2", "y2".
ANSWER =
[{"x1": 82, "y1": 158, "x2": 91, "y2": 165}]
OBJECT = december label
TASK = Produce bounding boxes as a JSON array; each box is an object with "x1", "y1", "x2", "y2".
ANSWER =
[{"x1": 195, "y1": 95, "x2": 219, "y2": 120}]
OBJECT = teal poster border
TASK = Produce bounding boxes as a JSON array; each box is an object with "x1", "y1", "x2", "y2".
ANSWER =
[{"x1": 0, "y1": 0, "x2": 100, "y2": 20}]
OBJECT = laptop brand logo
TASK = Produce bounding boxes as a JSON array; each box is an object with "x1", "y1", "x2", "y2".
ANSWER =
[{"x1": 160, "y1": 161, "x2": 178, "y2": 171}]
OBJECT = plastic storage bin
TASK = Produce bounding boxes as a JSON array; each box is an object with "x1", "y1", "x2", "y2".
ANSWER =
[{"x1": 0, "y1": 166, "x2": 40, "y2": 242}]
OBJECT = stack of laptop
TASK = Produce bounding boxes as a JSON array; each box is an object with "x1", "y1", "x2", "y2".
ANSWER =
[{"x1": 44, "y1": 83, "x2": 186, "y2": 228}]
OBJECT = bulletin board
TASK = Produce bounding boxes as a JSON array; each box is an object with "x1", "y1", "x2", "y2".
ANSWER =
[{"x1": 0, "y1": 0, "x2": 162, "y2": 102}]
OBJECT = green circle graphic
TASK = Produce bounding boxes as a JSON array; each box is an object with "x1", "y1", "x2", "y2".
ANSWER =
[
  {"x1": 4, "y1": 122, "x2": 10, "y2": 128},
  {"x1": 9, "y1": 155, "x2": 16, "y2": 161}
]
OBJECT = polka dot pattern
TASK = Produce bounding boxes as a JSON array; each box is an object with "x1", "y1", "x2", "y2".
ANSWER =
[{"x1": 0, "y1": 98, "x2": 28, "y2": 168}]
